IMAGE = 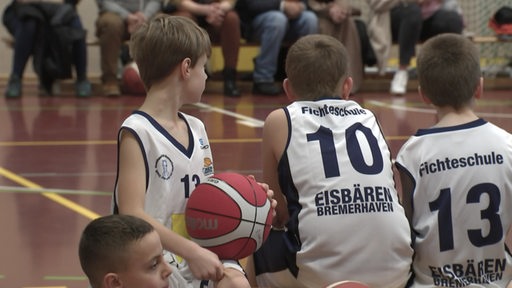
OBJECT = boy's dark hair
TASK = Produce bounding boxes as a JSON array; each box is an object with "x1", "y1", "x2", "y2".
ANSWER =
[
  {"x1": 417, "y1": 33, "x2": 481, "y2": 110},
  {"x1": 130, "y1": 15, "x2": 211, "y2": 90},
  {"x1": 285, "y1": 34, "x2": 349, "y2": 100},
  {"x1": 78, "y1": 214, "x2": 155, "y2": 288}
]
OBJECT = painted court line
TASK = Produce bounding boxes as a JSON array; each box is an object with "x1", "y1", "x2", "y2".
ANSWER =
[
  {"x1": 43, "y1": 276, "x2": 87, "y2": 281},
  {"x1": 23, "y1": 286, "x2": 67, "y2": 288},
  {"x1": 194, "y1": 102, "x2": 265, "y2": 128},
  {"x1": 0, "y1": 185, "x2": 111, "y2": 196},
  {"x1": 0, "y1": 167, "x2": 100, "y2": 220},
  {"x1": 367, "y1": 100, "x2": 512, "y2": 118}
]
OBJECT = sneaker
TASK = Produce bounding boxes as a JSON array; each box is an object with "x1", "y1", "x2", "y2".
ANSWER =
[
  {"x1": 75, "y1": 79, "x2": 92, "y2": 98},
  {"x1": 390, "y1": 69, "x2": 409, "y2": 95},
  {"x1": 103, "y1": 83, "x2": 120, "y2": 97},
  {"x1": 5, "y1": 75, "x2": 21, "y2": 98}
]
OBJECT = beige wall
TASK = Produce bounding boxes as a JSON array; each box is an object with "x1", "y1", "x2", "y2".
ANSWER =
[{"x1": 0, "y1": 1, "x2": 101, "y2": 79}]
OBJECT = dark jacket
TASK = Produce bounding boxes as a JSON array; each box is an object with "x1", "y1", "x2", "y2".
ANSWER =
[{"x1": 3, "y1": 1, "x2": 85, "y2": 93}]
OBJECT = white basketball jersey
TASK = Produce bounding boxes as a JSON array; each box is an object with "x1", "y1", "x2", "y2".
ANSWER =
[
  {"x1": 113, "y1": 110, "x2": 214, "y2": 282},
  {"x1": 272, "y1": 99, "x2": 413, "y2": 288},
  {"x1": 396, "y1": 119, "x2": 512, "y2": 287}
]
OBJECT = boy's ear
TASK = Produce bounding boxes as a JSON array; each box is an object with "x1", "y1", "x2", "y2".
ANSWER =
[
  {"x1": 181, "y1": 58, "x2": 192, "y2": 79},
  {"x1": 104, "y1": 273, "x2": 122, "y2": 288},
  {"x1": 474, "y1": 77, "x2": 484, "y2": 100},
  {"x1": 283, "y1": 79, "x2": 296, "y2": 101},
  {"x1": 341, "y1": 77, "x2": 353, "y2": 99},
  {"x1": 418, "y1": 86, "x2": 432, "y2": 105}
]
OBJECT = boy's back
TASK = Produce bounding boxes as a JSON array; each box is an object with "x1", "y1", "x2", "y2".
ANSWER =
[
  {"x1": 253, "y1": 34, "x2": 413, "y2": 288},
  {"x1": 396, "y1": 120, "x2": 512, "y2": 287},
  {"x1": 395, "y1": 33, "x2": 512, "y2": 287},
  {"x1": 276, "y1": 98, "x2": 412, "y2": 287}
]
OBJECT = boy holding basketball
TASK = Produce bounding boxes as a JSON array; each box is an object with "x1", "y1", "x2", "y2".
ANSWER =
[
  {"x1": 249, "y1": 34, "x2": 413, "y2": 287},
  {"x1": 113, "y1": 15, "x2": 252, "y2": 287},
  {"x1": 395, "y1": 33, "x2": 512, "y2": 287},
  {"x1": 79, "y1": 214, "x2": 190, "y2": 287}
]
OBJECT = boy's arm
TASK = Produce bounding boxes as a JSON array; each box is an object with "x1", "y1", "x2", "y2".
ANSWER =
[
  {"x1": 116, "y1": 131, "x2": 224, "y2": 281},
  {"x1": 262, "y1": 109, "x2": 289, "y2": 228}
]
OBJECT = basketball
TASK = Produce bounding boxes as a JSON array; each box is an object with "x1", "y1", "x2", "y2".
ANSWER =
[
  {"x1": 121, "y1": 62, "x2": 145, "y2": 95},
  {"x1": 325, "y1": 281, "x2": 369, "y2": 288},
  {"x1": 185, "y1": 172, "x2": 273, "y2": 260}
]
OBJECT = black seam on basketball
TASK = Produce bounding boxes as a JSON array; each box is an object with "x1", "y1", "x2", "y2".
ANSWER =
[{"x1": 187, "y1": 207, "x2": 270, "y2": 226}]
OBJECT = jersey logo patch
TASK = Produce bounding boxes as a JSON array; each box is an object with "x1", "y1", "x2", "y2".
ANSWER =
[
  {"x1": 155, "y1": 154, "x2": 174, "y2": 180},
  {"x1": 203, "y1": 157, "x2": 213, "y2": 176},
  {"x1": 199, "y1": 138, "x2": 209, "y2": 149}
]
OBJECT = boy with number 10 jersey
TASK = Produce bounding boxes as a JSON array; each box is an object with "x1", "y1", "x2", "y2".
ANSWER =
[{"x1": 251, "y1": 35, "x2": 413, "y2": 288}]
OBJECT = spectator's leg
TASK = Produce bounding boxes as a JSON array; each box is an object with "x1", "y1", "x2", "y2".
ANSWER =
[
  {"x1": 96, "y1": 12, "x2": 125, "y2": 96},
  {"x1": 390, "y1": 3, "x2": 422, "y2": 95},
  {"x1": 70, "y1": 16, "x2": 91, "y2": 97},
  {"x1": 219, "y1": 11, "x2": 241, "y2": 97},
  {"x1": 420, "y1": 10, "x2": 463, "y2": 41},
  {"x1": 285, "y1": 10, "x2": 318, "y2": 40},
  {"x1": 251, "y1": 11, "x2": 287, "y2": 95},
  {"x1": 5, "y1": 18, "x2": 37, "y2": 98}
]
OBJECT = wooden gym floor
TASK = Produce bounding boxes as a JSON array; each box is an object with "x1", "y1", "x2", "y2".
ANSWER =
[{"x1": 0, "y1": 77, "x2": 511, "y2": 288}]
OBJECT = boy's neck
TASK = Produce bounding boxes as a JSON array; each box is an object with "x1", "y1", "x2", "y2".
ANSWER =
[{"x1": 433, "y1": 106, "x2": 479, "y2": 128}]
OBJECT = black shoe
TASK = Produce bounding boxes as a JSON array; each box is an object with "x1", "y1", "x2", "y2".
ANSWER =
[
  {"x1": 252, "y1": 82, "x2": 281, "y2": 96},
  {"x1": 222, "y1": 68, "x2": 241, "y2": 97},
  {"x1": 5, "y1": 75, "x2": 21, "y2": 98},
  {"x1": 224, "y1": 80, "x2": 241, "y2": 97}
]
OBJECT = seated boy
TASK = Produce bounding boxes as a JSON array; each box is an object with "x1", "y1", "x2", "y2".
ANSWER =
[
  {"x1": 78, "y1": 214, "x2": 188, "y2": 287},
  {"x1": 395, "y1": 33, "x2": 512, "y2": 287},
  {"x1": 250, "y1": 34, "x2": 413, "y2": 287}
]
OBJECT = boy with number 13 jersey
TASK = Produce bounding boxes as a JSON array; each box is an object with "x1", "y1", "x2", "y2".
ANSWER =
[
  {"x1": 250, "y1": 35, "x2": 413, "y2": 288},
  {"x1": 395, "y1": 34, "x2": 512, "y2": 287}
]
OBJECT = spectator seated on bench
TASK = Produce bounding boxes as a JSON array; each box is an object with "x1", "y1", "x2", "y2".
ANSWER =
[
  {"x1": 235, "y1": 0, "x2": 318, "y2": 96},
  {"x1": 2, "y1": 0, "x2": 91, "y2": 98},
  {"x1": 389, "y1": 0, "x2": 463, "y2": 95},
  {"x1": 163, "y1": 0, "x2": 242, "y2": 97}
]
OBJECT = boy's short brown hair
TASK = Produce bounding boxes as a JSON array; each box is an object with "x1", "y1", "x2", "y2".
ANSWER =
[
  {"x1": 285, "y1": 34, "x2": 349, "y2": 100},
  {"x1": 130, "y1": 15, "x2": 211, "y2": 90},
  {"x1": 417, "y1": 33, "x2": 481, "y2": 110},
  {"x1": 78, "y1": 214, "x2": 155, "y2": 288}
]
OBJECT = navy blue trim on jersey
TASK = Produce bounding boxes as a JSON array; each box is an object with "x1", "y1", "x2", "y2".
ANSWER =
[
  {"x1": 283, "y1": 107, "x2": 292, "y2": 152},
  {"x1": 394, "y1": 161, "x2": 419, "y2": 242},
  {"x1": 133, "y1": 110, "x2": 195, "y2": 158},
  {"x1": 113, "y1": 126, "x2": 150, "y2": 214},
  {"x1": 280, "y1": 108, "x2": 302, "y2": 254},
  {"x1": 415, "y1": 118, "x2": 487, "y2": 136},
  {"x1": 394, "y1": 162, "x2": 416, "y2": 211},
  {"x1": 315, "y1": 96, "x2": 343, "y2": 101}
]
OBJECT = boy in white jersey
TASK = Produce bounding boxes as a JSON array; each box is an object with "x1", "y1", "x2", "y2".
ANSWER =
[
  {"x1": 395, "y1": 33, "x2": 512, "y2": 287},
  {"x1": 79, "y1": 214, "x2": 189, "y2": 288},
  {"x1": 113, "y1": 15, "x2": 260, "y2": 288},
  {"x1": 248, "y1": 34, "x2": 413, "y2": 288}
]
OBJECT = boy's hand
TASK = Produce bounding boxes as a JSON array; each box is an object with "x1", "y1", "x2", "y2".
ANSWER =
[
  {"x1": 248, "y1": 175, "x2": 277, "y2": 217},
  {"x1": 187, "y1": 245, "x2": 225, "y2": 281}
]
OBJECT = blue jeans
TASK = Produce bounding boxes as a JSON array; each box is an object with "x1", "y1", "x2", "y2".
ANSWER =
[{"x1": 251, "y1": 10, "x2": 317, "y2": 83}]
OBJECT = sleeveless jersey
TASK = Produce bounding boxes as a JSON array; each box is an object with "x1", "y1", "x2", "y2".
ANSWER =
[
  {"x1": 396, "y1": 118, "x2": 512, "y2": 287},
  {"x1": 113, "y1": 110, "x2": 214, "y2": 281},
  {"x1": 260, "y1": 99, "x2": 413, "y2": 288}
]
